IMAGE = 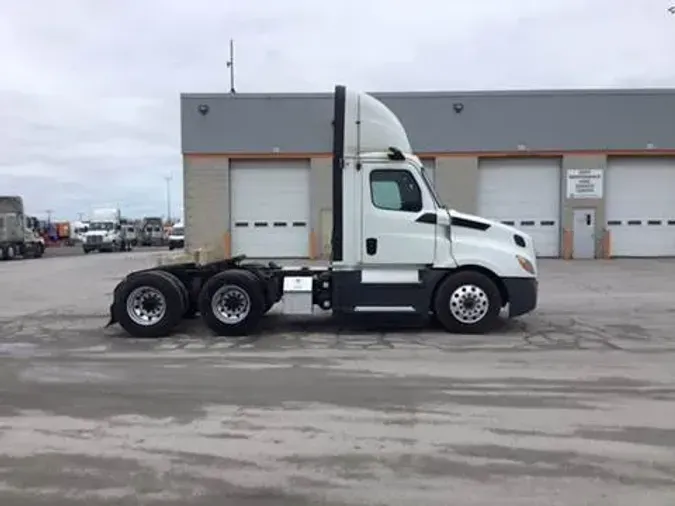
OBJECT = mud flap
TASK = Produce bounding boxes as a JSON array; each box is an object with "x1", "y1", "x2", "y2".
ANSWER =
[
  {"x1": 105, "y1": 280, "x2": 126, "y2": 328},
  {"x1": 105, "y1": 303, "x2": 117, "y2": 328}
]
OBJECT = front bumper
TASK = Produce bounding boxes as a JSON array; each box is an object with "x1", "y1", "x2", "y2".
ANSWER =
[
  {"x1": 169, "y1": 239, "x2": 184, "y2": 249},
  {"x1": 503, "y1": 277, "x2": 538, "y2": 317}
]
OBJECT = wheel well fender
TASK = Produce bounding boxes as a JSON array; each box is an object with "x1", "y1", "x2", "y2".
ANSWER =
[{"x1": 431, "y1": 265, "x2": 508, "y2": 310}]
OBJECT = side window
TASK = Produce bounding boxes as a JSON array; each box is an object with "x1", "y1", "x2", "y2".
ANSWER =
[{"x1": 370, "y1": 169, "x2": 423, "y2": 213}]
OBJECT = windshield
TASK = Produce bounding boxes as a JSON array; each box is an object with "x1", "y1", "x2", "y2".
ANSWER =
[
  {"x1": 172, "y1": 227, "x2": 184, "y2": 235},
  {"x1": 419, "y1": 166, "x2": 444, "y2": 208},
  {"x1": 90, "y1": 221, "x2": 114, "y2": 231}
]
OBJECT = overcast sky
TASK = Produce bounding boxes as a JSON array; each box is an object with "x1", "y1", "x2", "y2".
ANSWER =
[{"x1": 1, "y1": 0, "x2": 673, "y2": 221}]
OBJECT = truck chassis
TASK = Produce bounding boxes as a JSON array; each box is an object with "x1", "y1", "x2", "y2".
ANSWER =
[
  {"x1": 107, "y1": 255, "x2": 534, "y2": 338},
  {"x1": 0, "y1": 241, "x2": 44, "y2": 261}
]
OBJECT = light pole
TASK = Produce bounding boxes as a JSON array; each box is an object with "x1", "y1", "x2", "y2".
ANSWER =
[{"x1": 164, "y1": 175, "x2": 172, "y2": 224}]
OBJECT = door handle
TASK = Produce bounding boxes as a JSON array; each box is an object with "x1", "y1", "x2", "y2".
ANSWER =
[
  {"x1": 366, "y1": 238, "x2": 377, "y2": 255},
  {"x1": 585, "y1": 214, "x2": 592, "y2": 226}
]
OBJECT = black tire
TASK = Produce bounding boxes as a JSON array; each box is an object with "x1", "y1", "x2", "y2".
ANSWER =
[
  {"x1": 152, "y1": 270, "x2": 189, "y2": 317},
  {"x1": 0, "y1": 246, "x2": 7, "y2": 261},
  {"x1": 34, "y1": 243, "x2": 44, "y2": 258},
  {"x1": 113, "y1": 271, "x2": 184, "y2": 338},
  {"x1": 242, "y1": 263, "x2": 276, "y2": 313},
  {"x1": 433, "y1": 271, "x2": 502, "y2": 334},
  {"x1": 198, "y1": 270, "x2": 266, "y2": 337}
]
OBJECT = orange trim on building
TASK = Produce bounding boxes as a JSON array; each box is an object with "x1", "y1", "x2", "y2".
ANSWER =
[
  {"x1": 184, "y1": 152, "x2": 331, "y2": 160},
  {"x1": 601, "y1": 229, "x2": 611, "y2": 259},
  {"x1": 309, "y1": 230, "x2": 317, "y2": 259},
  {"x1": 183, "y1": 149, "x2": 675, "y2": 159},
  {"x1": 223, "y1": 232, "x2": 231, "y2": 258},
  {"x1": 562, "y1": 229, "x2": 573, "y2": 260}
]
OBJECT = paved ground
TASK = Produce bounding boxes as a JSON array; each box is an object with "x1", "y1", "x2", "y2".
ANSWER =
[
  {"x1": 0, "y1": 252, "x2": 674, "y2": 506},
  {"x1": 41, "y1": 245, "x2": 166, "y2": 259}
]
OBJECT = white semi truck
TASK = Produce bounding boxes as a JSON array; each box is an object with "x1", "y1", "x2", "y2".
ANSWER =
[
  {"x1": 82, "y1": 208, "x2": 130, "y2": 253},
  {"x1": 106, "y1": 85, "x2": 538, "y2": 338}
]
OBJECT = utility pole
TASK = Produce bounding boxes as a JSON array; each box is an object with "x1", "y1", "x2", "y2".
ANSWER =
[
  {"x1": 45, "y1": 209, "x2": 53, "y2": 223},
  {"x1": 226, "y1": 38, "x2": 236, "y2": 94},
  {"x1": 164, "y1": 175, "x2": 172, "y2": 224},
  {"x1": 77, "y1": 212, "x2": 84, "y2": 221}
]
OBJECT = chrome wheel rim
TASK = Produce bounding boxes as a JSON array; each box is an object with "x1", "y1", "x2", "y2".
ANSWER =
[
  {"x1": 212, "y1": 285, "x2": 251, "y2": 324},
  {"x1": 126, "y1": 286, "x2": 167, "y2": 326},
  {"x1": 7, "y1": 246, "x2": 14, "y2": 258},
  {"x1": 449, "y1": 284, "x2": 489, "y2": 324}
]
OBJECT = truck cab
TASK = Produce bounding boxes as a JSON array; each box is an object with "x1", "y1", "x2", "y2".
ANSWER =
[
  {"x1": 329, "y1": 86, "x2": 537, "y2": 319},
  {"x1": 0, "y1": 196, "x2": 45, "y2": 260},
  {"x1": 83, "y1": 208, "x2": 123, "y2": 253},
  {"x1": 168, "y1": 222, "x2": 185, "y2": 250},
  {"x1": 108, "y1": 85, "x2": 538, "y2": 338}
]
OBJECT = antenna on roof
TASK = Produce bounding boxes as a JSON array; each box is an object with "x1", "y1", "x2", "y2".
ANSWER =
[{"x1": 226, "y1": 39, "x2": 236, "y2": 94}]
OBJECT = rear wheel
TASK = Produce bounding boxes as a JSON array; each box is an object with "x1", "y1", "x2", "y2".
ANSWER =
[
  {"x1": 198, "y1": 270, "x2": 266, "y2": 337},
  {"x1": 114, "y1": 271, "x2": 184, "y2": 338},
  {"x1": 433, "y1": 271, "x2": 501, "y2": 334},
  {"x1": 152, "y1": 270, "x2": 192, "y2": 318}
]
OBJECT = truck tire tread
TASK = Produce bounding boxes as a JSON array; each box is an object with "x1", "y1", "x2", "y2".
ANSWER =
[
  {"x1": 198, "y1": 269, "x2": 266, "y2": 337},
  {"x1": 113, "y1": 270, "x2": 184, "y2": 338},
  {"x1": 433, "y1": 271, "x2": 501, "y2": 334},
  {"x1": 151, "y1": 270, "x2": 189, "y2": 317}
]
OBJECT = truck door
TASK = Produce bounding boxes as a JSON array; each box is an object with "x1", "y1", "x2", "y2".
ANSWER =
[{"x1": 361, "y1": 164, "x2": 436, "y2": 265}]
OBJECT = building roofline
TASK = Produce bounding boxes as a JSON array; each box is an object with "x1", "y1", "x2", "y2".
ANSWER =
[{"x1": 181, "y1": 87, "x2": 675, "y2": 100}]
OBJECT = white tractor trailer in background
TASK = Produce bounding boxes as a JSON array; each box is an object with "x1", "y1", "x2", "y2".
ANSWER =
[{"x1": 107, "y1": 85, "x2": 539, "y2": 338}]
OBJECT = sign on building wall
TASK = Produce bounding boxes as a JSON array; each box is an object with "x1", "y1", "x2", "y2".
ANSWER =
[{"x1": 566, "y1": 168, "x2": 604, "y2": 199}]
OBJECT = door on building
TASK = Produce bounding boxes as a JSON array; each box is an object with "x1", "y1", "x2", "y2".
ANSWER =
[
  {"x1": 477, "y1": 158, "x2": 562, "y2": 257},
  {"x1": 572, "y1": 209, "x2": 595, "y2": 259},
  {"x1": 605, "y1": 157, "x2": 675, "y2": 257},
  {"x1": 230, "y1": 160, "x2": 311, "y2": 258}
]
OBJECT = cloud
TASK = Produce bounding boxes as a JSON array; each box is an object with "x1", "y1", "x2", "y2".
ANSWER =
[{"x1": 0, "y1": 0, "x2": 673, "y2": 220}]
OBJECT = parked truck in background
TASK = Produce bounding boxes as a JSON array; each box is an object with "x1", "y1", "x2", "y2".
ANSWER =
[
  {"x1": 82, "y1": 208, "x2": 127, "y2": 253},
  {"x1": 121, "y1": 219, "x2": 139, "y2": 247},
  {"x1": 0, "y1": 196, "x2": 45, "y2": 260},
  {"x1": 167, "y1": 221, "x2": 184, "y2": 250},
  {"x1": 140, "y1": 217, "x2": 165, "y2": 246},
  {"x1": 71, "y1": 221, "x2": 90, "y2": 244},
  {"x1": 107, "y1": 85, "x2": 538, "y2": 339}
]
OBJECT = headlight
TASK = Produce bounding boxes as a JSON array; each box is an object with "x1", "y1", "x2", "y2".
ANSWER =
[{"x1": 516, "y1": 255, "x2": 535, "y2": 275}]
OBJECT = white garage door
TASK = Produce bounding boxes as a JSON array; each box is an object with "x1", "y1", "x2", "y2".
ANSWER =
[
  {"x1": 478, "y1": 158, "x2": 561, "y2": 257},
  {"x1": 606, "y1": 157, "x2": 675, "y2": 257},
  {"x1": 230, "y1": 160, "x2": 311, "y2": 258},
  {"x1": 420, "y1": 158, "x2": 436, "y2": 184}
]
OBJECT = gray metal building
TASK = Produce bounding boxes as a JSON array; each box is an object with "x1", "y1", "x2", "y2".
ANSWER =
[{"x1": 181, "y1": 88, "x2": 675, "y2": 259}]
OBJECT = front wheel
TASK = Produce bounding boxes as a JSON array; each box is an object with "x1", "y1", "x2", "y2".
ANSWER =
[
  {"x1": 33, "y1": 243, "x2": 44, "y2": 258},
  {"x1": 5, "y1": 244, "x2": 16, "y2": 260},
  {"x1": 113, "y1": 271, "x2": 185, "y2": 338},
  {"x1": 198, "y1": 270, "x2": 266, "y2": 337},
  {"x1": 433, "y1": 271, "x2": 502, "y2": 334}
]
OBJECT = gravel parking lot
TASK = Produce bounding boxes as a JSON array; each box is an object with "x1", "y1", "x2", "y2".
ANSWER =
[{"x1": 1, "y1": 251, "x2": 674, "y2": 506}]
